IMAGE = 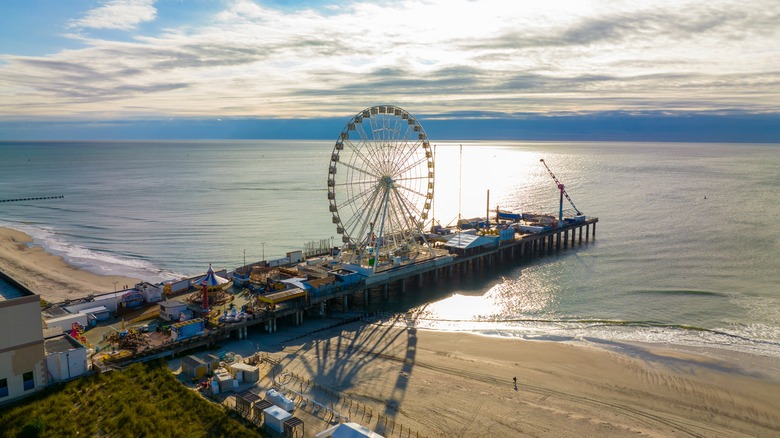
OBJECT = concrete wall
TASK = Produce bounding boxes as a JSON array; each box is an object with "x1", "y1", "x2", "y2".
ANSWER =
[
  {"x1": 45, "y1": 338, "x2": 88, "y2": 382},
  {"x1": 0, "y1": 294, "x2": 46, "y2": 405},
  {"x1": 168, "y1": 278, "x2": 190, "y2": 293}
]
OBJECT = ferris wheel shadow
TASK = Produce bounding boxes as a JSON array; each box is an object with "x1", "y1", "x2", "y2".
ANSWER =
[{"x1": 275, "y1": 309, "x2": 423, "y2": 428}]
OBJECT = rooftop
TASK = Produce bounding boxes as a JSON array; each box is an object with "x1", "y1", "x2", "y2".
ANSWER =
[
  {"x1": 0, "y1": 271, "x2": 35, "y2": 301},
  {"x1": 44, "y1": 334, "x2": 84, "y2": 354}
]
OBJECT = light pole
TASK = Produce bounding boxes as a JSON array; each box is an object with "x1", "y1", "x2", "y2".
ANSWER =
[
  {"x1": 261, "y1": 242, "x2": 265, "y2": 262},
  {"x1": 243, "y1": 249, "x2": 246, "y2": 269},
  {"x1": 113, "y1": 281, "x2": 118, "y2": 292},
  {"x1": 330, "y1": 236, "x2": 334, "y2": 255}
]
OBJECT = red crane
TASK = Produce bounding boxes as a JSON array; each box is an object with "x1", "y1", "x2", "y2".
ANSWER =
[{"x1": 540, "y1": 159, "x2": 582, "y2": 223}]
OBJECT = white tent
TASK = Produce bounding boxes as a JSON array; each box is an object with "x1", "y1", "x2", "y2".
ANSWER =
[{"x1": 315, "y1": 422, "x2": 384, "y2": 438}]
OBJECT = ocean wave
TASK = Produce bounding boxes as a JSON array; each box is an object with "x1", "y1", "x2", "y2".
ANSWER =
[
  {"x1": 628, "y1": 289, "x2": 727, "y2": 297},
  {"x1": 402, "y1": 316, "x2": 780, "y2": 359},
  {"x1": 1, "y1": 222, "x2": 184, "y2": 282}
]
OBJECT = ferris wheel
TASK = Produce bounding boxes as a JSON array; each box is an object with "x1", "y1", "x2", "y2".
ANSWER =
[{"x1": 327, "y1": 105, "x2": 435, "y2": 271}]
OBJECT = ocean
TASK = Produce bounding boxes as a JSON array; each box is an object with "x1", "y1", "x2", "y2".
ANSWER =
[{"x1": 1, "y1": 140, "x2": 778, "y2": 358}]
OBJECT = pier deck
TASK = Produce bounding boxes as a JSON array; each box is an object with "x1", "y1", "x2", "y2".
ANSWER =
[{"x1": 98, "y1": 217, "x2": 597, "y2": 367}]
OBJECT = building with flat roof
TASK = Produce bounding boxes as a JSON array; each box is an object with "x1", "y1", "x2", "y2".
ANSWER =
[
  {"x1": 44, "y1": 334, "x2": 88, "y2": 382},
  {"x1": 0, "y1": 272, "x2": 46, "y2": 405}
]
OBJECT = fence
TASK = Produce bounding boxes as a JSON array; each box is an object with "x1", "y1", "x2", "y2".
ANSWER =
[{"x1": 274, "y1": 370, "x2": 427, "y2": 438}]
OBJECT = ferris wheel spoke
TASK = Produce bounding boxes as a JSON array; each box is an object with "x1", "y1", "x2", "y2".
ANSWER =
[
  {"x1": 391, "y1": 138, "x2": 423, "y2": 167},
  {"x1": 338, "y1": 158, "x2": 382, "y2": 180},
  {"x1": 394, "y1": 154, "x2": 428, "y2": 178},
  {"x1": 344, "y1": 186, "x2": 383, "y2": 238},
  {"x1": 343, "y1": 138, "x2": 384, "y2": 176},
  {"x1": 333, "y1": 179, "x2": 376, "y2": 188},
  {"x1": 350, "y1": 125, "x2": 381, "y2": 165},
  {"x1": 394, "y1": 175, "x2": 429, "y2": 183},
  {"x1": 394, "y1": 181, "x2": 428, "y2": 202},
  {"x1": 361, "y1": 123, "x2": 397, "y2": 159},
  {"x1": 341, "y1": 184, "x2": 375, "y2": 209},
  {"x1": 392, "y1": 187, "x2": 423, "y2": 220},
  {"x1": 343, "y1": 136, "x2": 373, "y2": 162},
  {"x1": 341, "y1": 182, "x2": 381, "y2": 216}
]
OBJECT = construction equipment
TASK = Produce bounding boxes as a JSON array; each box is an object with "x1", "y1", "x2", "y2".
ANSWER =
[{"x1": 540, "y1": 159, "x2": 582, "y2": 222}]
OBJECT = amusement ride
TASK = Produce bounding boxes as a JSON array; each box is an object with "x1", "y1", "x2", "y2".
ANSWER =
[{"x1": 327, "y1": 105, "x2": 437, "y2": 272}]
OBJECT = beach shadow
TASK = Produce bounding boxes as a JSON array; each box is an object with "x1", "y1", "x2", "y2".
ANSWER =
[
  {"x1": 583, "y1": 337, "x2": 767, "y2": 377},
  {"x1": 272, "y1": 310, "x2": 422, "y2": 428}
]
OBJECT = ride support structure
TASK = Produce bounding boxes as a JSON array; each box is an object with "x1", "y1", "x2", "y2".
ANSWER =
[{"x1": 540, "y1": 159, "x2": 581, "y2": 223}]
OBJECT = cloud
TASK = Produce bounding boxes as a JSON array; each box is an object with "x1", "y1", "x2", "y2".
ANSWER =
[
  {"x1": 69, "y1": 0, "x2": 157, "y2": 31},
  {"x1": 1, "y1": 0, "x2": 779, "y2": 120}
]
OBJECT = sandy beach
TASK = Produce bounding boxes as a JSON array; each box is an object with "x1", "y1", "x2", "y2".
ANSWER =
[
  {"x1": 0, "y1": 227, "x2": 140, "y2": 303},
  {"x1": 193, "y1": 312, "x2": 780, "y2": 438}
]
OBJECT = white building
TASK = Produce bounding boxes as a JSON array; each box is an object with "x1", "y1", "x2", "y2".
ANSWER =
[
  {"x1": 44, "y1": 334, "x2": 88, "y2": 382},
  {"x1": 159, "y1": 299, "x2": 190, "y2": 322},
  {"x1": 136, "y1": 282, "x2": 163, "y2": 303},
  {"x1": 0, "y1": 275, "x2": 46, "y2": 406}
]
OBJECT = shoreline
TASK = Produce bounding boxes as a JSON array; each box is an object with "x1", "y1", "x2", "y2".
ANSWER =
[
  {"x1": 0, "y1": 226, "x2": 141, "y2": 303},
  {"x1": 214, "y1": 316, "x2": 780, "y2": 437},
  {"x1": 395, "y1": 320, "x2": 780, "y2": 384},
  {"x1": 2, "y1": 226, "x2": 779, "y2": 435}
]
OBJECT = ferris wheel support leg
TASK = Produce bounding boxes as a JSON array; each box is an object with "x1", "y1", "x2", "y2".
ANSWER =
[{"x1": 372, "y1": 188, "x2": 392, "y2": 274}]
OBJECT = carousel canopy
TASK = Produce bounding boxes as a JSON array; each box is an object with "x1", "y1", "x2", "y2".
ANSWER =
[{"x1": 193, "y1": 264, "x2": 229, "y2": 287}]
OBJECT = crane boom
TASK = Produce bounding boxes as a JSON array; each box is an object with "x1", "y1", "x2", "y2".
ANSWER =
[{"x1": 539, "y1": 159, "x2": 581, "y2": 219}]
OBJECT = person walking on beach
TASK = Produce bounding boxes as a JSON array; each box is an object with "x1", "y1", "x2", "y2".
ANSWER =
[{"x1": 513, "y1": 376, "x2": 518, "y2": 391}]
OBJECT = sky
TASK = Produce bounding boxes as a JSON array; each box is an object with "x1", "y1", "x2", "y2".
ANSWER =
[{"x1": 0, "y1": 0, "x2": 779, "y2": 141}]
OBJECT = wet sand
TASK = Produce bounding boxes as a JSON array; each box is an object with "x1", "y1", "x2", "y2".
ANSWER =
[{"x1": 0, "y1": 227, "x2": 140, "y2": 303}]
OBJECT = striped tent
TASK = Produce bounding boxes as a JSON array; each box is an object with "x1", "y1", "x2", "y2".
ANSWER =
[{"x1": 193, "y1": 264, "x2": 229, "y2": 289}]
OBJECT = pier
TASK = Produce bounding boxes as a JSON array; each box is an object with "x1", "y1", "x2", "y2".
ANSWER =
[{"x1": 99, "y1": 216, "x2": 597, "y2": 368}]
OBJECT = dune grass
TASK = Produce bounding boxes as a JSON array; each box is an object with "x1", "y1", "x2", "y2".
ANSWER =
[{"x1": 0, "y1": 360, "x2": 263, "y2": 437}]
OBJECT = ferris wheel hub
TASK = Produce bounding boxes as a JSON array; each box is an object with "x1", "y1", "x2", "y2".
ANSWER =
[{"x1": 379, "y1": 175, "x2": 395, "y2": 189}]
